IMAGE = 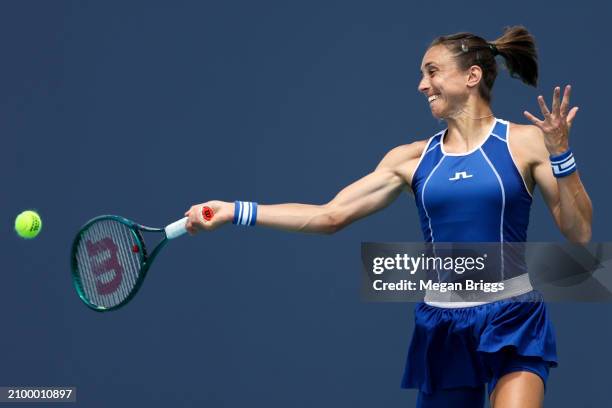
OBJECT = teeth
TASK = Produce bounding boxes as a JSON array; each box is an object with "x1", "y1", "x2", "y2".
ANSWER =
[{"x1": 428, "y1": 95, "x2": 439, "y2": 103}]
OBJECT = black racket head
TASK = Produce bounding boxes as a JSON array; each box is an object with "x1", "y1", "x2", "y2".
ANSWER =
[{"x1": 71, "y1": 215, "x2": 149, "y2": 312}]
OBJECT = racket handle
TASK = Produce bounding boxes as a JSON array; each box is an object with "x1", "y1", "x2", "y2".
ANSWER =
[
  {"x1": 165, "y1": 217, "x2": 188, "y2": 239},
  {"x1": 165, "y1": 206, "x2": 214, "y2": 239}
]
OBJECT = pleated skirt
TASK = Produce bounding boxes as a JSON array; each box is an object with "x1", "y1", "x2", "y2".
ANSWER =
[{"x1": 401, "y1": 290, "x2": 557, "y2": 393}]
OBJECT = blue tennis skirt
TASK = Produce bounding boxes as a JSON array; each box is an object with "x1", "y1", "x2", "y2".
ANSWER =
[{"x1": 401, "y1": 290, "x2": 557, "y2": 394}]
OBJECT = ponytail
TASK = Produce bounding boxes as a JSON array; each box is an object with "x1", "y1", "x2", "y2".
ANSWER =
[{"x1": 490, "y1": 26, "x2": 538, "y2": 87}]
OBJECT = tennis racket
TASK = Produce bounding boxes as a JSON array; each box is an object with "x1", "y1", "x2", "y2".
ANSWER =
[{"x1": 70, "y1": 206, "x2": 214, "y2": 312}]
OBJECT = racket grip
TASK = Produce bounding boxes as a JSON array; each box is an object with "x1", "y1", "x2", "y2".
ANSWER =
[{"x1": 165, "y1": 217, "x2": 188, "y2": 239}]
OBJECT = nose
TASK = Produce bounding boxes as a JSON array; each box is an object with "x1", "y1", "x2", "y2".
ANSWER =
[{"x1": 418, "y1": 76, "x2": 429, "y2": 94}]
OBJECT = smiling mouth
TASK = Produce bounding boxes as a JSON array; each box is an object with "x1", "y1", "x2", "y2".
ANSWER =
[{"x1": 428, "y1": 94, "x2": 440, "y2": 104}]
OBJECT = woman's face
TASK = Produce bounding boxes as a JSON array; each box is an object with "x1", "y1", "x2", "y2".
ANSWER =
[{"x1": 418, "y1": 45, "x2": 471, "y2": 119}]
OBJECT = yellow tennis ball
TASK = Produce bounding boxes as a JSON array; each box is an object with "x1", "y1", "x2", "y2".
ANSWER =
[{"x1": 14, "y1": 210, "x2": 42, "y2": 239}]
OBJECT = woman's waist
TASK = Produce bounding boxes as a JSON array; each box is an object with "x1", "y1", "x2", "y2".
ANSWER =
[{"x1": 423, "y1": 273, "x2": 534, "y2": 308}]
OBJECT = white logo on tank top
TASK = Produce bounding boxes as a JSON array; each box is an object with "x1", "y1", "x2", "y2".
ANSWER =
[{"x1": 449, "y1": 171, "x2": 473, "y2": 181}]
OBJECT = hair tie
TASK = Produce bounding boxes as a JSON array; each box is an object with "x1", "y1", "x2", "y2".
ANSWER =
[{"x1": 488, "y1": 43, "x2": 499, "y2": 56}]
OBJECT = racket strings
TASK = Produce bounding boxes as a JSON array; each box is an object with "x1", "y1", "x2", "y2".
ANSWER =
[{"x1": 74, "y1": 220, "x2": 142, "y2": 308}]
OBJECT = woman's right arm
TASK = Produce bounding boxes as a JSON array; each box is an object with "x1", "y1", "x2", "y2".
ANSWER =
[{"x1": 184, "y1": 141, "x2": 426, "y2": 235}]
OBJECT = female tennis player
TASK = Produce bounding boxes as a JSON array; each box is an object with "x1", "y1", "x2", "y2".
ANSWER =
[{"x1": 184, "y1": 26, "x2": 592, "y2": 407}]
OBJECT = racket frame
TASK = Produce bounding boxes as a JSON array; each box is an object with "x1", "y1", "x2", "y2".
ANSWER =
[{"x1": 71, "y1": 215, "x2": 169, "y2": 312}]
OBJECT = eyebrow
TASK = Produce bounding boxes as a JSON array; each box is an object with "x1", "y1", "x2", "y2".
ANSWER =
[{"x1": 420, "y1": 62, "x2": 438, "y2": 72}]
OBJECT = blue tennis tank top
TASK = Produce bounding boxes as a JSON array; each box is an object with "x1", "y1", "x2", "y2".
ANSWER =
[{"x1": 411, "y1": 118, "x2": 532, "y2": 283}]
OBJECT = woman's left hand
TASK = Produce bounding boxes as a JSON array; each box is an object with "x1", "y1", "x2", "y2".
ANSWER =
[{"x1": 523, "y1": 85, "x2": 579, "y2": 156}]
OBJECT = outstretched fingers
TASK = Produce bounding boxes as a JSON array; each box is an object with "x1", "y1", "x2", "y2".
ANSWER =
[
  {"x1": 537, "y1": 95, "x2": 551, "y2": 118},
  {"x1": 559, "y1": 85, "x2": 572, "y2": 116},
  {"x1": 551, "y1": 86, "x2": 561, "y2": 115},
  {"x1": 523, "y1": 110, "x2": 543, "y2": 127},
  {"x1": 567, "y1": 106, "x2": 579, "y2": 128}
]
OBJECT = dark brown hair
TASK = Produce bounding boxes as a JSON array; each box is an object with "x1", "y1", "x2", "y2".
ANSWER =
[{"x1": 429, "y1": 26, "x2": 538, "y2": 102}]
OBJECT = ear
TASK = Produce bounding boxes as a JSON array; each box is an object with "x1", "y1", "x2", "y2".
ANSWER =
[{"x1": 466, "y1": 65, "x2": 483, "y2": 89}]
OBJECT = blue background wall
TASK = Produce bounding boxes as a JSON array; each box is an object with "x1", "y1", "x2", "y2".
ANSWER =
[{"x1": 2, "y1": 1, "x2": 609, "y2": 406}]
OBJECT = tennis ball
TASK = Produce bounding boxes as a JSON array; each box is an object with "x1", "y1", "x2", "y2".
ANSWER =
[{"x1": 14, "y1": 210, "x2": 42, "y2": 239}]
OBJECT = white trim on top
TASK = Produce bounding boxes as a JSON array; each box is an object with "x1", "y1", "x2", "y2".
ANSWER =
[
  {"x1": 408, "y1": 132, "x2": 443, "y2": 196},
  {"x1": 419, "y1": 143, "x2": 445, "y2": 282},
  {"x1": 421, "y1": 155, "x2": 446, "y2": 245},
  {"x1": 491, "y1": 133, "x2": 506, "y2": 143},
  {"x1": 440, "y1": 118, "x2": 498, "y2": 156},
  {"x1": 501, "y1": 119, "x2": 534, "y2": 198},
  {"x1": 479, "y1": 147, "x2": 506, "y2": 280}
]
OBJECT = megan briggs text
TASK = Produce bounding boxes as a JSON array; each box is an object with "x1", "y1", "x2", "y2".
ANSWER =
[{"x1": 372, "y1": 279, "x2": 505, "y2": 293}]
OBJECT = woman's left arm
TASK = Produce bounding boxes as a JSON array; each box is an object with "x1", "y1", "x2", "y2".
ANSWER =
[{"x1": 524, "y1": 85, "x2": 593, "y2": 243}]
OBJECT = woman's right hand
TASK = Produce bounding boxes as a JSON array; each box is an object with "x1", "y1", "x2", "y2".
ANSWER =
[{"x1": 184, "y1": 200, "x2": 233, "y2": 235}]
